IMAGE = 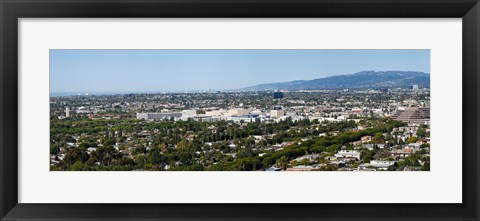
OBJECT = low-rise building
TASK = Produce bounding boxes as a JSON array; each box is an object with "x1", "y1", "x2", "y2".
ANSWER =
[
  {"x1": 136, "y1": 112, "x2": 182, "y2": 120},
  {"x1": 391, "y1": 148, "x2": 414, "y2": 158},
  {"x1": 334, "y1": 150, "x2": 361, "y2": 160},
  {"x1": 227, "y1": 114, "x2": 259, "y2": 123},
  {"x1": 286, "y1": 165, "x2": 316, "y2": 171}
]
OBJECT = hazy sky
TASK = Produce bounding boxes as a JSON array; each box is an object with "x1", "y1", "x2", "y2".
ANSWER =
[{"x1": 50, "y1": 49, "x2": 430, "y2": 93}]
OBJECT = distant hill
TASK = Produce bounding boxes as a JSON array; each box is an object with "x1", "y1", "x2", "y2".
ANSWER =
[{"x1": 239, "y1": 71, "x2": 430, "y2": 91}]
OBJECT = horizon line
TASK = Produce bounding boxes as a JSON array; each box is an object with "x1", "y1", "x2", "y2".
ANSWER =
[{"x1": 50, "y1": 70, "x2": 430, "y2": 95}]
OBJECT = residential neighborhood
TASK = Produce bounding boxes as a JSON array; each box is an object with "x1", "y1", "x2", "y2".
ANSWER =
[{"x1": 50, "y1": 88, "x2": 430, "y2": 171}]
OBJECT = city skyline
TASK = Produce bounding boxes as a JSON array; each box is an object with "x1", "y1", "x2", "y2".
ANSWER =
[{"x1": 50, "y1": 49, "x2": 430, "y2": 93}]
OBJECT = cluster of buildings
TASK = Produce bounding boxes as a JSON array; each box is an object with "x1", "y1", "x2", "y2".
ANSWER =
[
  {"x1": 135, "y1": 105, "x2": 430, "y2": 127},
  {"x1": 52, "y1": 88, "x2": 430, "y2": 128}
]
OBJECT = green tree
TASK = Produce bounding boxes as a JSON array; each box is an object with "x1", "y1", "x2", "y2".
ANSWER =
[
  {"x1": 50, "y1": 145, "x2": 60, "y2": 155},
  {"x1": 407, "y1": 136, "x2": 418, "y2": 143},
  {"x1": 63, "y1": 148, "x2": 83, "y2": 165},
  {"x1": 68, "y1": 161, "x2": 85, "y2": 171},
  {"x1": 176, "y1": 139, "x2": 190, "y2": 149},
  {"x1": 103, "y1": 138, "x2": 116, "y2": 146},
  {"x1": 147, "y1": 148, "x2": 162, "y2": 165},
  {"x1": 276, "y1": 156, "x2": 289, "y2": 170},
  {"x1": 416, "y1": 128, "x2": 427, "y2": 138},
  {"x1": 371, "y1": 132, "x2": 384, "y2": 143}
]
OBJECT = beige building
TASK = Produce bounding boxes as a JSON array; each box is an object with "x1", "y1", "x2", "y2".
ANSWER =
[
  {"x1": 270, "y1": 109, "x2": 285, "y2": 118},
  {"x1": 228, "y1": 108, "x2": 251, "y2": 116}
]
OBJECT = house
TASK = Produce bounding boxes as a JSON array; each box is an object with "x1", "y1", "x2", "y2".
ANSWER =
[
  {"x1": 225, "y1": 153, "x2": 237, "y2": 158},
  {"x1": 355, "y1": 167, "x2": 377, "y2": 171},
  {"x1": 361, "y1": 144, "x2": 375, "y2": 150},
  {"x1": 325, "y1": 156, "x2": 338, "y2": 161},
  {"x1": 250, "y1": 135, "x2": 265, "y2": 143},
  {"x1": 266, "y1": 166, "x2": 281, "y2": 171},
  {"x1": 66, "y1": 142, "x2": 76, "y2": 147},
  {"x1": 292, "y1": 154, "x2": 322, "y2": 162},
  {"x1": 361, "y1": 136, "x2": 372, "y2": 143},
  {"x1": 334, "y1": 150, "x2": 361, "y2": 160},
  {"x1": 286, "y1": 165, "x2": 316, "y2": 171},
  {"x1": 407, "y1": 143, "x2": 421, "y2": 151},
  {"x1": 271, "y1": 144, "x2": 282, "y2": 149},
  {"x1": 391, "y1": 148, "x2": 413, "y2": 158},
  {"x1": 352, "y1": 140, "x2": 363, "y2": 146},
  {"x1": 185, "y1": 134, "x2": 195, "y2": 141},
  {"x1": 358, "y1": 143, "x2": 386, "y2": 150},
  {"x1": 370, "y1": 160, "x2": 395, "y2": 169},
  {"x1": 338, "y1": 157, "x2": 358, "y2": 163}
]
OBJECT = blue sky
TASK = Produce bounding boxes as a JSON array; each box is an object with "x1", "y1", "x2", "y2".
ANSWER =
[{"x1": 50, "y1": 49, "x2": 430, "y2": 93}]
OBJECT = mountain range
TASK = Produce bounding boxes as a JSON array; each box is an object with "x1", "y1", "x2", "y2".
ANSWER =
[{"x1": 239, "y1": 71, "x2": 430, "y2": 91}]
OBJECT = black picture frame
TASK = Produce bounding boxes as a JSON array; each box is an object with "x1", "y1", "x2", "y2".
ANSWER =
[{"x1": 1, "y1": 0, "x2": 479, "y2": 220}]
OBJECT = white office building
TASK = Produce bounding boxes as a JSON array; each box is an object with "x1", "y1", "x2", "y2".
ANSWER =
[{"x1": 136, "y1": 112, "x2": 182, "y2": 120}]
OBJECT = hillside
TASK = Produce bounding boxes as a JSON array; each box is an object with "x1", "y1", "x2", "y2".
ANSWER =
[{"x1": 240, "y1": 71, "x2": 430, "y2": 91}]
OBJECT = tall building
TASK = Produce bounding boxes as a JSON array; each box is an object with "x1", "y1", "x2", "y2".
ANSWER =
[
  {"x1": 65, "y1": 107, "x2": 75, "y2": 118},
  {"x1": 392, "y1": 107, "x2": 430, "y2": 125},
  {"x1": 65, "y1": 107, "x2": 70, "y2": 118},
  {"x1": 273, "y1": 92, "x2": 284, "y2": 99},
  {"x1": 412, "y1": 85, "x2": 419, "y2": 90}
]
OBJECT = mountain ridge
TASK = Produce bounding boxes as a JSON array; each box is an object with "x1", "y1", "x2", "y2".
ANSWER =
[{"x1": 239, "y1": 70, "x2": 430, "y2": 91}]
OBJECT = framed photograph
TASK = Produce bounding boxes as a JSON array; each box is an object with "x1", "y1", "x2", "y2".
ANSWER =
[{"x1": 1, "y1": 0, "x2": 479, "y2": 220}]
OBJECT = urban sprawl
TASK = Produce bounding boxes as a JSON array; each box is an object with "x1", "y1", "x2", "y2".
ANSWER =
[{"x1": 50, "y1": 87, "x2": 430, "y2": 171}]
